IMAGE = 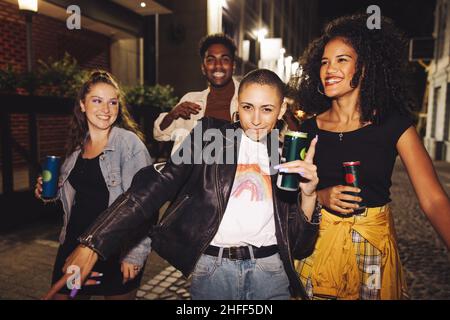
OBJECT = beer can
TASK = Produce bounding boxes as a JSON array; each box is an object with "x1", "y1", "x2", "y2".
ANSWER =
[
  {"x1": 276, "y1": 131, "x2": 308, "y2": 191},
  {"x1": 342, "y1": 161, "x2": 366, "y2": 210},
  {"x1": 42, "y1": 156, "x2": 61, "y2": 199}
]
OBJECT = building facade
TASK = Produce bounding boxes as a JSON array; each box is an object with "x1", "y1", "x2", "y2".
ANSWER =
[
  {"x1": 425, "y1": 0, "x2": 450, "y2": 160},
  {"x1": 0, "y1": 0, "x2": 170, "y2": 190},
  {"x1": 0, "y1": 0, "x2": 318, "y2": 191},
  {"x1": 158, "y1": 0, "x2": 319, "y2": 96}
]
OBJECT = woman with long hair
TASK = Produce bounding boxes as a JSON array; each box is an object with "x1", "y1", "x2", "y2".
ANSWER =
[
  {"x1": 295, "y1": 14, "x2": 450, "y2": 300},
  {"x1": 35, "y1": 70, "x2": 152, "y2": 299}
]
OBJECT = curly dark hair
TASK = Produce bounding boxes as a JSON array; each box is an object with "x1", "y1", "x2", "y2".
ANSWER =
[
  {"x1": 298, "y1": 14, "x2": 414, "y2": 124},
  {"x1": 199, "y1": 33, "x2": 237, "y2": 60},
  {"x1": 65, "y1": 70, "x2": 144, "y2": 156}
]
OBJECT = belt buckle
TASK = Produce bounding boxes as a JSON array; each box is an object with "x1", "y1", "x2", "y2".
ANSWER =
[{"x1": 228, "y1": 246, "x2": 244, "y2": 260}]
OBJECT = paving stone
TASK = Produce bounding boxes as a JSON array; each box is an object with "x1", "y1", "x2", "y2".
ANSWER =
[
  {"x1": 167, "y1": 266, "x2": 176, "y2": 272},
  {"x1": 136, "y1": 290, "x2": 146, "y2": 298},
  {"x1": 153, "y1": 274, "x2": 166, "y2": 281},
  {"x1": 176, "y1": 288, "x2": 187, "y2": 295},
  {"x1": 175, "y1": 279, "x2": 186, "y2": 286},
  {"x1": 144, "y1": 293, "x2": 158, "y2": 300},
  {"x1": 159, "y1": 281, "x2": 171, "y2": 288},
  {"x1": 151, "y1": 286, "x2": 165, "y2": 294},
  {"x1": 148, "y1": 279, "x2": 160, "y2": 286},
  {"x1": 169, "y1": 286, "x2": 178, "y2": 292},
  {"x1": 140, "y1": 284, "x2": 153, "y2": 291},
  {"x1": 173, "y1": 271, "x2": 183, "y2": 278},
  {"x1": 182, "y1": 292, "x2": 191, "y2": 299},
  {"x1": 165, "y1": 276, "x2": 178, "y2": 283},
  {"x1": 159, "y1": 292, "x2": 175, "y2": 300}
]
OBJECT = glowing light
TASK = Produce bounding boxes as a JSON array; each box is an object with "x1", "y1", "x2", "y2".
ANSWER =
[
  {"x1": 255, "y1": 28, "x2": 268, "y2": 42},
  {"x1": 18, "y1": 0, "x2": 38, "y2": 12}
]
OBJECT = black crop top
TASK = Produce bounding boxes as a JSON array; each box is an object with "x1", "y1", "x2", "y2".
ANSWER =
[{"x1": 300, "y1": 112, "x2": 413, "y2": 207}]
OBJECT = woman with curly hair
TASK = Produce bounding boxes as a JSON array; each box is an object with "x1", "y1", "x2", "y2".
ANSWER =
[
  {"x1": 35, "y1": 70, "x2": 153, "y2": 299},
  {"x1": 295, "y1": 14, "x2": 450, "y2": 300}
]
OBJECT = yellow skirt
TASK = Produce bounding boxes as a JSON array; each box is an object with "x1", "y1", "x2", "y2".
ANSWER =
[{"x1": 295, "y1": 205, "x2": 409, "y2": 300}]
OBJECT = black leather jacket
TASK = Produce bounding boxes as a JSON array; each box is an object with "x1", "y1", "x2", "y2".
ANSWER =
[{"x1": 79, "y1": 117, "x2": 320, "y2": 299}]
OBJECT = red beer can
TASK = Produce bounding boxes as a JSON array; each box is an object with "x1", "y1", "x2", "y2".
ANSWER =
[{"x1": 342, "y1": 161, "x2": 366, "y2": 210}]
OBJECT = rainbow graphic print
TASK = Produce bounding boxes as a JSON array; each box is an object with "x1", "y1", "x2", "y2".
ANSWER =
[{"x1": 230, "y1": 164, "x2": 272, "y2": 202}]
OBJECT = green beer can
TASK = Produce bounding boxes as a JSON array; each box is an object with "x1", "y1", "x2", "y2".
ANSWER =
[{"x1": 276, "y1": 131, "x2": 308, "y2": 191}]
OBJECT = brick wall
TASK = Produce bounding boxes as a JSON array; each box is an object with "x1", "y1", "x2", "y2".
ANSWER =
[
  {"x1": 32, "y1": 14, "x2": 111, "y2": 71},
  {"x1": 36, "y1": 114, "x2": 73, "y2": 161},
  {"x1": 0, "y1": 1, "x2": 27, "y2": 71},
  {"x1": 10, "y1": 114, "x2": 29, "y2": 165},
  {"x1": 0, "y1": 0, "x2": 111, "y2": 71},
  {"x1": 5, "y1": 113, "x2": 73, "y2": 168},
  {"x1": 0, "y1": 0, "x2": 111, "y2": 169}
]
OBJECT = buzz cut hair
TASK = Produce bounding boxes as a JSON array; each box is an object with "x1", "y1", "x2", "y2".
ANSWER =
[{"x1": 238, "y1": 69, "x2": 286, "y2": 100}]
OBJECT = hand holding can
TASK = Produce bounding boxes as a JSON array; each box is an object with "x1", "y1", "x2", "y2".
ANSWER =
[
  {"x1": 276, "y1": 131, "x2": 309, "y2": 191},
  {"x1": 342, "y1": 161, "x2": 366, "y2": 210},
  {"x1": 41, "y1": 156, "x2": 61, "y2": 200}
]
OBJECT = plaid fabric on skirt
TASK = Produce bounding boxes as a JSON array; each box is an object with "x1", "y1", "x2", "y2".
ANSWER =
[{"x1": 295, "y1": 205, "x2": 409, "y2": 300}]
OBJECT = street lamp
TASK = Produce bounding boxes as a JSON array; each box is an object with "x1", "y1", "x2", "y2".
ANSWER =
[
  {"x1": 18, "y1": 0, "x2": 39, "y2": 190},
  {"x1": 207, "y1": 0, "x2": 223, "y2": 34},
  {"x1": 18, "y1": 0, "x2": 38, "y2": 72},
  {"x1": 260, "y1": 38, "x2": 282, "y2": 73},
  {"x1": 255, "y1": 28, "x2": 268, "y2": 42},
  {"x1": 254, "y1": 28, "x2": 268, "y2": 68},
  {"x1": 284, "y1": 56, "x2": 293, "y2": 82}
]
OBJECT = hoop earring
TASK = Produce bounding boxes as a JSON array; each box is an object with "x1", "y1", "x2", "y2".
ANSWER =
[
  {"x1": 232, "y1": 111, "x2": 239, "y2": 123},
  {"x1": 350, "y1": 76, "x2": 358, "y2": 89},
  {"x1": 317, "y1": 84, "x2": 325, "y2": 95}
]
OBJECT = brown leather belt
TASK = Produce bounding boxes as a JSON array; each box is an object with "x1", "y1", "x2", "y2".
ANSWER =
[{"x1": 204, "y1": 245, "x2": 278, "y2": 260}]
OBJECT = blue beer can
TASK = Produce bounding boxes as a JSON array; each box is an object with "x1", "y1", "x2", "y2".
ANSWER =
[{"x1": 42, "y1": 156, "x2": 61, "y2": 199}]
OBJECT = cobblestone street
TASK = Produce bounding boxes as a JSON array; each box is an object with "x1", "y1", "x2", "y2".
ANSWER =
[
  {"x1": 0, "y1": 160, "x2": 449, "y2": 300},
  {"x1": 389, "y1": 161, "x2": 450, "y2": 299}
]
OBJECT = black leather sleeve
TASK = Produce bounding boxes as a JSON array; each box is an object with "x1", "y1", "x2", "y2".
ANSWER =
[
  {"x1": 288, "y1": 196, "x2": 320, "y2": 260},
  {"x1": 78, "y1": 119, "x2": 213, "y2": 260}
]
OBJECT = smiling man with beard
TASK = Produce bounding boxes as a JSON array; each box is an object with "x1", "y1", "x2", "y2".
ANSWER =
[{"x1": 154, "y1": 33, "x2": 240, "y2": 154}]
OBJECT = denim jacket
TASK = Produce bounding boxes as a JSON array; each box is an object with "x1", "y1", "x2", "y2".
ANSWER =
[{"x1": 57, "y1": 126, "x2": 153, "y2": 266}]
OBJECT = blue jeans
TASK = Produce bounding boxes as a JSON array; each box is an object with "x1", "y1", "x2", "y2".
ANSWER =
[{"x1": 190, "y1": 248, "x2": 290, "y2": 300}]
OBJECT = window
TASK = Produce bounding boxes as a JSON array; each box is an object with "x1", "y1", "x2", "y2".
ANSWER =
[
  {"x1": 246, "y1": 0, "x2": 259, "y2": 13},
  {"x1": 262, "y1": 0, "x2": 270, "y2": 26},
  {"x1": 274, "y1": 9, "x2": 280, "y2": 37},
  {"x1": 436, "y1": 1, "x2": 448, "y2": 59},
  {"x1": 445, "y1": 84, "x2": 450, "y2": 140},
  {"x1": 249, "y1": 39, "x2": 257, "y2": 65},
  {"x1": 222, "y1": 16, "x2": 235, "y2": 39},
  {"x1": 431, "y1": 87, "x2": 441, "y2": 138}
]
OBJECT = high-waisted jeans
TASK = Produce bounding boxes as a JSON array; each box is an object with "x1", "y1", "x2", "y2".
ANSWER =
[{"x1": 190, "y1": 247, "x2": 290, "y2": 300}]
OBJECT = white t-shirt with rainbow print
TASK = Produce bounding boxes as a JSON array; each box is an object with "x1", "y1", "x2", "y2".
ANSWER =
[{"x1": 210, "y1": 133, "x2": 277, "y2": 248}]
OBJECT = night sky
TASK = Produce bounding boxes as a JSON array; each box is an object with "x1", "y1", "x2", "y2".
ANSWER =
[{"x1": 318, "y1": 0, "x2": 436, "y2": 37}]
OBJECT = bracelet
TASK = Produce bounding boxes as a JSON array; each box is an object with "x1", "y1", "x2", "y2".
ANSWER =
[
  {"x1": 39, "y1": 196, "x2": 58, "y2": 204},
  {"x1": 315, "y1": 201, "x2": 323, "y2": 213}
]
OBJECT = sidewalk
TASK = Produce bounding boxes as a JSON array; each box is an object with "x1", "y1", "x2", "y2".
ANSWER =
[{"x1": 0, "y1": 160, "x2": 449, "y2": 300}]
